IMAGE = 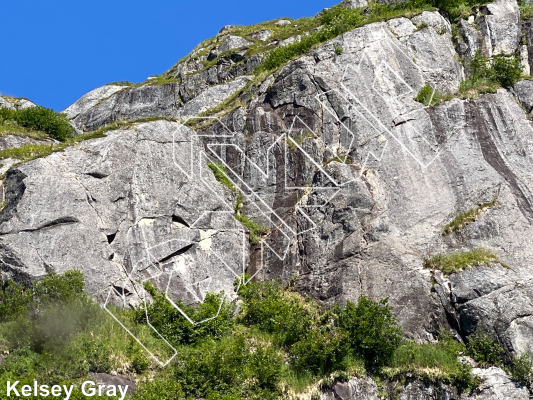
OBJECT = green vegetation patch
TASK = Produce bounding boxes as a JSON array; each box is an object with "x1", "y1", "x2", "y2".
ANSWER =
[
  {"x1": 0, "y1": 131, "x2": 106, "y2": 164},
  {"x1": 257, "y1": 1, "x2": 436, "y2": 73},
  {"x1": 442, "y1": 198, "x2": 499, "y2": 235},
  {"x1": 466, "y1": 329, "x2": 505, "y2": 367},
  {"x1": 0, "y1": 272, "x2": 174, "y2": 399},
  {"x1": 0, "y1": 271, "x2": 503, "y2": 399},
  {"x1": 385, "y1": 332, "x2": 478, "y2": 390},
  {"x1": 0, "y1": 120, "x2": 49, "y2": 140},
  {"x1": 458, "y1": 51, "x2": 522, "y2": 99},
  {"x1": 414, "y1": 85, "x2": 453, "y2": 107},
  {"x1": 465, "y1": 328, "x2": 533, "y2": 389},
  {"x1": 519, "y1": 0, "x2": 533, "y2": 20},
  {"x1": 0, "y1": 106, "x2": 73, "y2": 141},
  {"x1": 423, "y1": 248, "x2": 499, "y2": 276},
  {"x1": 208, "y1": 163, "x2": 237, "y2": 192},
  {"x1": 234, "y1": 194, "x2": 268, "y2": 245},
  {"x1": 207, "y1": 163, "x2": 267, "y2": 245}
]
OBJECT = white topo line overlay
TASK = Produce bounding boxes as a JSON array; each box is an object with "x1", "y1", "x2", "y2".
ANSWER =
[{"x1": 105, "y1": 32, "x2": 465, "y2": 366}]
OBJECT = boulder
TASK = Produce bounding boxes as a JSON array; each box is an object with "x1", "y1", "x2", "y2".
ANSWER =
[
  {"x1": 479, "y1": 0, "x2": 521, "y2": 56},
  {"x1": 274, "y1": 19, "x2": 291, "y2": 27},
  {"x1": 342, "y1": 0, "x2": 368, "y2": 8},
  {"x1": 469, "y1": 367, "x2": 530, "y2": 399},
  {"x1": 513, "y1": 79, "x2": 533, "y2": 113},
  {"x1": 247, "y1": 29, "x2": 272, "y2": 41},
  {"x1": 218, "y1": 35, "x2": 252, "y2": 52}
]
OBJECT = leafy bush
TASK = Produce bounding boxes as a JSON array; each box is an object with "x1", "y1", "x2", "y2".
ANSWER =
[
  {"x1": 511, "y1": 353, "x2": 533, "y2": 388},
  {"x1": 466, "y1": 329, "x2": 505, "y2": 366},
  {"x1": 461, "y1": 51, "x2": 522, "y2": 95},
  {"x1": 0, "y1": 280, "x2": 32, "y2": 322},
  {"x1": 289, "y1": 328, "x2": 347, "y2": 374},
  {"x1": 0, "y1": 106, "x2": 73, "y2": 141},
  {"x1": 0, "y1": 270, "x2": 85, "y2": 323},
  {"x1": 491, "y1": 53, "x2": 522, "y2": 88},
  {"x1": 135, "y1": 282, "x2": 235, "y2": 346},
  {"x1": 174, "y1": 335, "x2": 282, "y2": 399},
  {"x1": 239, "y1": 280, "x2": 314, "y2": 347},
  {"x1": 132, "y1": 376, "x2": 184, "y2": 400},
  {"x1": 337, "y1": 297, "x2": 403, "y2": 367},
  {"x1": 415, "y1": 84, "x2": 444, "y2": 106}
]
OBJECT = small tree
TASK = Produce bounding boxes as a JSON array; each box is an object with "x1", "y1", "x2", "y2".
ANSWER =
[
  {"x1": 466, "y1": 329, "x2": 505, "y2": 366},
  {"x1": 337, "y1": 297, "x2": 403, "y2": 367},
  {"x1": 491, "y1": 53, "x2": 522, "y2": 87}
]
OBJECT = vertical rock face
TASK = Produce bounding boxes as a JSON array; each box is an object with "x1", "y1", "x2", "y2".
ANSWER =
[
  {"x1": 2, "y1": 2, "x2": 533, "y2": 395},
  {"x1": 479, "y1": 0, "x2": 521, "y2": 56},
  {"x1": 0, "y1": 120, "x2": 248, "y2": 304}
]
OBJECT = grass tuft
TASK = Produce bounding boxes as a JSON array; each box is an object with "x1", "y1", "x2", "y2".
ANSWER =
[
  {"x1": 414, "y1": 84, "x2": 453, "y2": 107},
  {"x1": 234, "y1": 194, "x2": 268, "y2": 245},
  {"x1": 423, "y1": 248, "x2": 499, "y2": 276},
  {"x1": 442, "y1": 198, "x2": 499, "y2": 235},
  {"x1": 208, "y1": 163, "x2": 237, "y2": 193}
]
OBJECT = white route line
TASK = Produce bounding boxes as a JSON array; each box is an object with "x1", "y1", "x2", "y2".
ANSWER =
[{"x1": 105, "y1": 24, "x2": 469, "y2": 366}]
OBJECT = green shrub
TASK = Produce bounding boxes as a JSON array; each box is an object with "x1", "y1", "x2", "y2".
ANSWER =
[
  {"x1": 466, "y1": 329, "x2": 505, "y2": 366},
  {"x1": 511, "y1": 353, "x2": 533, "y2": 388},
  {"x1": 132, "y1": 376, "x2": 184, "y2": 400},
  {"x1": 460, "y1": 51, "x2": 522, "y2": 96},
  {"x1": 174, "y1": 335, "x2": 282, "y2": 399},
  {"x1": 0, "y1": 280, "x2": 32, "y2": 322},
  {"x1": 135, "y1": 282, "x2": 235, "y2": 346},
  {"x1": 337, "y1": 297, "x2": 403, "y2": 367},
  {"x1": 491, "y1": 53, "x2": 522, "y2": 88},
  {"x1": 0, "y1": 106, "x2": 73, "y2": 141},
  {"x1": 239, "y1": 280, "x2": 314, "y2": 347},
  {"x1": 415, "y1": 84, "x2": 444, "y2": 106},
  {"x1": 289, "y1": 328, "x2": 348, "y2": 374}
]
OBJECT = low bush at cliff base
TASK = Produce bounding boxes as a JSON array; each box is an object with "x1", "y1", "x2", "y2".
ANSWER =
[{"x1": 5, "y1": 271, "x2": 532, "y2": 398}]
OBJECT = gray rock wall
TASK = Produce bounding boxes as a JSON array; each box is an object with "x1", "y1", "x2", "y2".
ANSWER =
[{"x1": 1, "y1": 3, "x2": 533, "y2": 397}]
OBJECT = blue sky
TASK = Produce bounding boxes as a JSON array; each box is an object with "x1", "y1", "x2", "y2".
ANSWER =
[{"x1": 0, "y1": 0, "x2": 335, "y2": 111}]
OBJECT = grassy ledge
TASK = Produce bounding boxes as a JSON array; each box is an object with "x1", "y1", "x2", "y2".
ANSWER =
[
  {"x1": 0, "y1": 131, "x2": 106, "y2": 164},
  {"x1": 442, "y1": 198, "x2": 499, "y2": 235},
  {"x1": 423, "y1": 248, "x2": 500, "y2": 276},
  {"x1": 256, "y1": 1, "x2": 436, "y2": 74}
]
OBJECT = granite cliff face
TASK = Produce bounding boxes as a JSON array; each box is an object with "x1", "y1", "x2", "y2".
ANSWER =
[{"x1": 1, "y1": 0, "x2": 533, "y2": 398}]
